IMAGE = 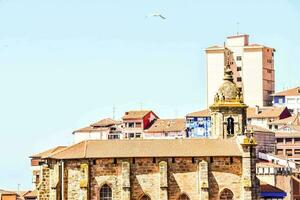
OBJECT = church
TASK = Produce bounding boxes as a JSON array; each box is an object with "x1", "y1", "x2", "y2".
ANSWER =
[{"x1": 34, "y1": 67, "x2": 259, "y2": 200}]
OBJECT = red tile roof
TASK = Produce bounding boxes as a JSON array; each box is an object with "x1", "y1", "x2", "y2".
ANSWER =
[
  {"x1": 122, "y1": 110, "x2": 153, "y2": 120},
  {"x1": 46, "y1": 139, "x2": 243, "y2": 159},
  {"x1": 260, "y1": 182, "x2": 286, "y2": 194},
  {"x1": 145, "y1": 119, "x2": 186, "y2": 133},
  {"x1": 30, "y1": 146, "x2": 67, "y2": 158},
  {"x1": 272, "y1": 87, "x2": 300, "y2": 96},
  {"x1": 186, "y1": 109, "x2": 210, "y2": 117},
  {"x1": 247, "y1": 107, "x2": 288, "y2": 118}
]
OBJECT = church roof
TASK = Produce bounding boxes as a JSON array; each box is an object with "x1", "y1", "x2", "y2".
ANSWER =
[
  {"x1": 46, "y1": 139, "x2": 242, "y2": 160},
  {"x1": 30, "y1": 146, "x2": 67, "y2": 158}
]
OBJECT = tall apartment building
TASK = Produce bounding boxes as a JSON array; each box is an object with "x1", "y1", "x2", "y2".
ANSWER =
[{"x1": 206, "y1": 34, "x2": 275, "y2": 107}]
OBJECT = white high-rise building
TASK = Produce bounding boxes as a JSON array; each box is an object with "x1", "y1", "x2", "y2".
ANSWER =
[{"x1": 206, "y1": 34, "x2": 275, "y2": 107}]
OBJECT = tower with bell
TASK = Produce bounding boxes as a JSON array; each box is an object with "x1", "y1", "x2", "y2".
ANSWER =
[{"x1": 210, "y1": 53, "x2": 248, "y2": 139}]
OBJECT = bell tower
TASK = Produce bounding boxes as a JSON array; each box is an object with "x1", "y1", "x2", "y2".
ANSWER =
[{"x1": 210, "y1": 55, "x2": 248, "y2": 139}]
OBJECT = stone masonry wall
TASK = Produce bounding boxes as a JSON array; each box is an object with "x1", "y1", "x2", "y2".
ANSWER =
[{"x1": 39, "y1": 156, "x2": 256, "y2": 200}]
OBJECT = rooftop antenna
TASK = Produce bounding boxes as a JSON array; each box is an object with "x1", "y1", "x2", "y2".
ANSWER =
[
  {"x1": 17, "y1": 183, "x2": 20, "y2": 195},
  {"x1": 112, "y1": 106, "x2": 116, "y2": 119},
  {"x1": 140, "y1": 101, "x2": 143, "y2": 110},
  {"x1": 236, "y1": 22, "x2": 240, "y2": 35}
]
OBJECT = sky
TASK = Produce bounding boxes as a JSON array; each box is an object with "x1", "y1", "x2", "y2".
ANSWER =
[{"x1": 0, "y1": 0, "x2": 300, "y2": 190}]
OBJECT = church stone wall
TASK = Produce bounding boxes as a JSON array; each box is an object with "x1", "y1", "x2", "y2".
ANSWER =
[{"x1": 38, "y1": 156, "x2": 257, "y2": 200}]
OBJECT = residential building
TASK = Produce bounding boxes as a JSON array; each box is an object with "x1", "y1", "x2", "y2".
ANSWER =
[
  {"x1": 143, "y1": 119, "x2": 187, "y2": 139},
  {"x1": 73, "y1": 118, "x2": 123, "y2": 143},
  {"x1": 186, "y1": 109, "x2": 211, "y2": 138},
  {"x1": 19, "y1": 191, "x2": 37, "y2": 200},
  {"x1": 256, "y1": 155, "x2": 300, "y2": 200},
  {"x1": 268, "y1": 114, "x2": 300, "y2": 131},
  {"x1": 122, "y1": 110, "x2": 158, "y2": 139},
  {"x1": 0, "y1": 190, "x2": 18, "y2": 200},
  {"x1": 272, "y1": 86, "x2": 300, "y2": 114},
  {"x1": 259, "y1": 182, "x2": 287, "y2": 200},
  {"x1": 247, "y1": 106, "x2": 291, "y2": 129},
  {"x1": 206, "y1": 34, "x2": 275, "y2": 107},
  {"x1": 275, "y1": 125, "x2": 300, "y2": 163}
]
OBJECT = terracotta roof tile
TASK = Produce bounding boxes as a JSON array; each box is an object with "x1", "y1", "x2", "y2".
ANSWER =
[
  {"x1": 247, "y1": 124, "x2": 274, "y2": 133},
  {"x1": 272, "y1": 87, "x2": 300, "y2": 96},
  {"x1": 122, "y1": 110, "x2": 153, "y2": 120},
  {"x1": 91, "y1": 118, "x2": 121, "y2": 127},
  {"x1": 186, "y1": 109, "x2": 210, "y2": 117},
  {"x1": 73, "y1": 126, "x2": 109, "y2": 133},
  {"x1": 275, "y1": 131, "x2": 300, "y2": 138},
  {"x1": 73, "y1": 118, "x2": 121, "y2": 133},
  {"x1": 0, "y1": 189, "x2": 17, "y2": 195},
  {"x1": 145, "y1": 119, "x2": 186, "y2": 133},
  {"x1": 260, "y1": 182, "x2": 286, "y2": 194},
  {"x1": 30, "y1": 146, "x2": 67, "y2": 158},
  {"x1": 247, "y1": 107, "x2": 288, "y2": 118},
  {"x1": 269, "y1": 115, "x2": 300, "y2": 125},
  {"x1": 48, "y1": 139, "x2": 242, "y2": 159}
]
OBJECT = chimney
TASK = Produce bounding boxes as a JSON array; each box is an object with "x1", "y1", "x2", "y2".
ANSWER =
[{"x1": 255, "y1": 105, "x2": 260, "y2": 115}]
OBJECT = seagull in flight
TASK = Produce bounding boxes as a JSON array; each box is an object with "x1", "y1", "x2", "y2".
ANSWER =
[{"x1": 146, "y1": 12, "x2": 166, "y2": 20}]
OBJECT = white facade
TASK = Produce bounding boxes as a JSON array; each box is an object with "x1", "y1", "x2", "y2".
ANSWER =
[
  {"x1": 274, "y1": 95, "x2": 300, "y2": 114},
  {"x1": 206, "y1": 35, "x2": 275, "y2": 107}
]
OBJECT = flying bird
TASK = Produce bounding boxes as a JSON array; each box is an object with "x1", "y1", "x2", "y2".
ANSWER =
[{"x1": 146, "y1": 12, "x2": 166, "y2": 20}]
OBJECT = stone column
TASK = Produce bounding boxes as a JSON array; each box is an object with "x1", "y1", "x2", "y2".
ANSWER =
[
  {"x1": 199, "y1": 160, "x2": 209, "y2": 200},
  {"x1": 49, "y1": 163, "x2": 60, "y2": 200},
  {"x1": 241, "y1": 144, "x2": 258, "y2": 200},
  {"x1": 122, "y1": 161, "x2": 130, "y2": 200},
  {"x1": 79, "y1": 163, "x2": 88, "y2": 200},
  {"x1": 159, "y1": 161, "x2": 168, "y2": 200}
]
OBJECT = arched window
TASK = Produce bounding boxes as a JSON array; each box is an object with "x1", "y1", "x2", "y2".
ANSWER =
[
  {"x1": 219, "y1": 188, "x2": 234, "y2": 200},
  {"x1": 100, "y1": 184, "x2": 112, "y2": 200},
  {"x1": 178, "y1": 193, "x2": 190, "y2": 200},
  {"x1": 140, "y1": 194, "x2": 151, "y2": 200}
]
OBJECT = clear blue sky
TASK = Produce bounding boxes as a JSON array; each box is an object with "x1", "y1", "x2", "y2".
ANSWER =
[{"x1": 0, "y1": 0, "x2": 300, "y2": 190}]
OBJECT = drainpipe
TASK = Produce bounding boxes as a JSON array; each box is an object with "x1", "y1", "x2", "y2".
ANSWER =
[{"x1": 61, "y1": 160, "x2": 64, "y2": 200}]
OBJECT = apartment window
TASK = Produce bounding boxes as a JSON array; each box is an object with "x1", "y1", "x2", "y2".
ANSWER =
[
  {"x1": 135, "y1": 133, "x2": 141, "y2": 138},
  {"x1": 295, "y1": 138, "x2": 300, "y2": 144},
  {"x1": 135, "y1": 122, "x2": 142, "y2": 128},
  {"x1": 277, "y1": 149, "x2": 283, "y2": 155},
  {"x1": 237, "y1": 77, "x2": 242, "y2": 82},
  {"x1": 267, "y1": 59, "x2": 272, "y2": 64},
  {"x1": 267, "y1": 69, "x2": 272, "y2": 73},
  {"x1": 269, "y1": 125, "x2": 272, "y2": 129},
  {"x1": 128, "y1": 122, "x2": 135, "y2": 128},
  {"x1": 287, "y1": 98, "x2": 296, "y2": 104},
  {"x1": 129, "y1": 133, "x2": 135, "y2": 138},
  {"x1": 237, "y1": 66, "x2": 242, "y2": 71},
  {"x1": 274, "y1": 125, "x2": 278, "y2": 130},
  {"x1": 286, "y1": 149, "x2": 293, "y2": 156},
  {"x1": 277, "y1": 138, "x2": 283, "y2": 144},
  {"x1": 108, "y1": 134, "x2": 120, "y2": 140},
  {"x1": 295, "y1": 149, "x2": 300, "y2": 155},
  {"x1": 286, "y1": 138, "x2": 293, "y2": 144},
  {"x1": 236, "y1": 56, "x2": 242, "y2": 61}
]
